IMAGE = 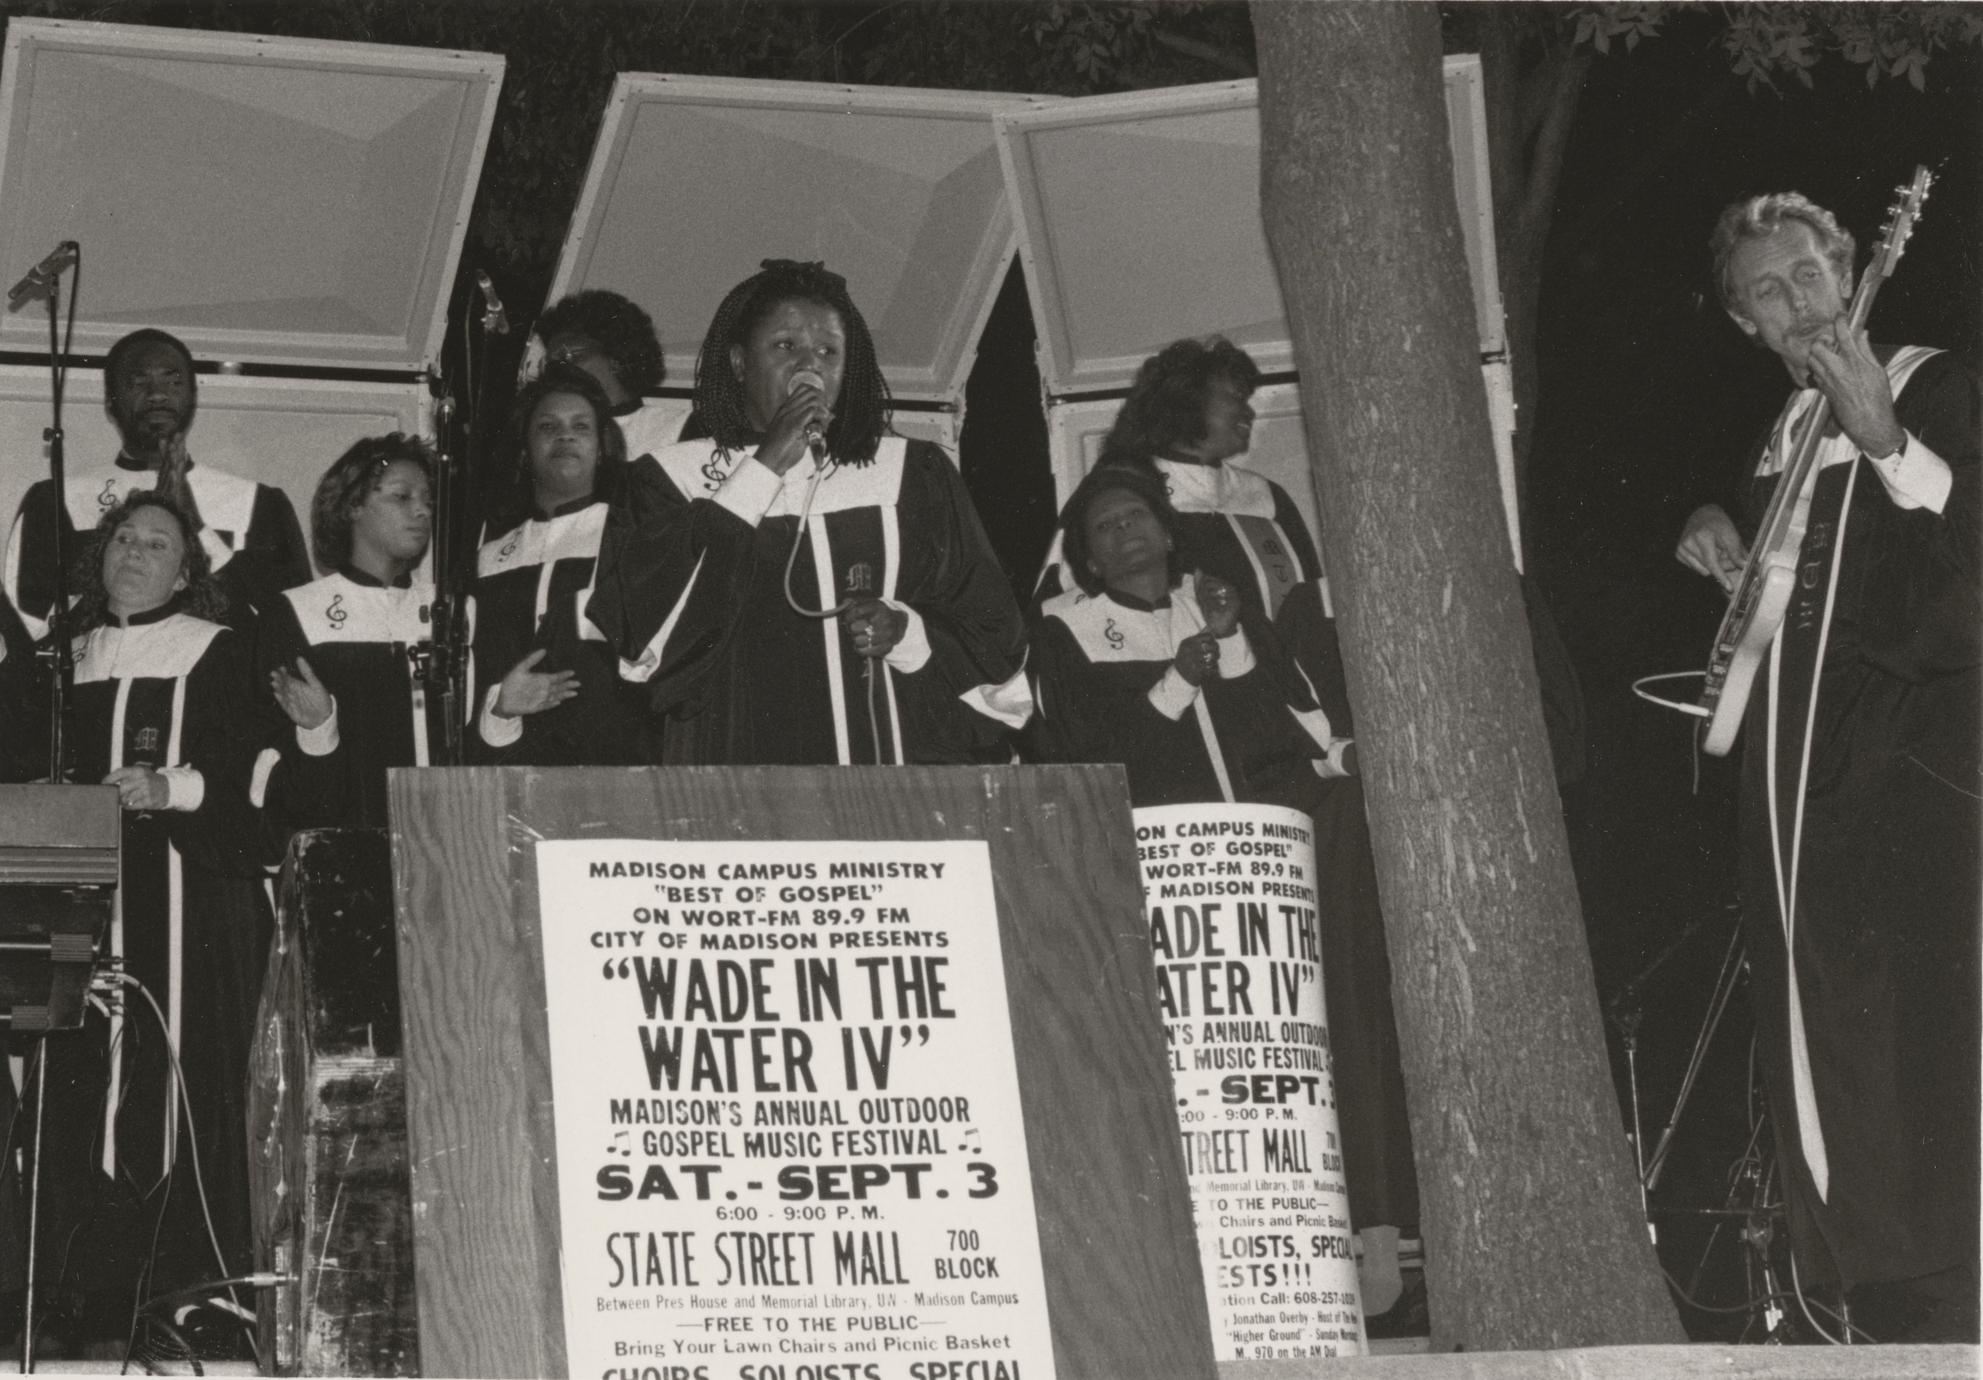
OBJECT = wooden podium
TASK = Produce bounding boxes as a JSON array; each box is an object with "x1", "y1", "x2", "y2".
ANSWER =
[{"x1": 388, "y1": 763, "x2": 1216, "y2": 1380}]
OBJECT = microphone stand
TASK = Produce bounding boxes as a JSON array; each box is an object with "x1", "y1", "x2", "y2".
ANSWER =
[
  {"x1": 424, "y1": 375, "x2": 466, "y2": 766},
  {"x1": 18, "y1": 245, "x2": 79, "y2": 1373},
  {"x1": 29, "y1": 254, "x2": 78, "y2": 785}
]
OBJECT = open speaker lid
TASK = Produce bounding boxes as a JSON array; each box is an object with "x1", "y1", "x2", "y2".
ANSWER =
[
  {"x1": 547, "y1": 73, "x2": 1053, "y2": 407},
  {"x1": 997, "y1": 58, "x2": 1503, "y2": 398},
  {"x1": 0, "y1": 18, "x2": 503, "y2": 373}
]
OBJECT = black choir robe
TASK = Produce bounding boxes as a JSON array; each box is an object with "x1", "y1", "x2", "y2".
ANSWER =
[
  {"x1": 473, "y1": 497, "x2": 647, "y2": 764},
  {"x1": 1036, "y1": 457, "x2": 1321, "y2": 621},
  {"x1": 27, "y1": 604, "x2": 271, "y2": 1331},
  {"x1": 259, "y1": 568, "x2": 444, "y2": 832},
  {"x1": 1024, "y1": 578, "x2": 1418, "y2": 1237},
  {"x1": 1735, "y1": 345, "x2": 1981, "y2": 1288},
  {"x1": 1026, "y1": 580, "x2": 1345, "y2": 809},
  {"x1": 6, "y1": 455, "x2": 309, "y2": 637},
  {"x1": 590, "y1": 437, "x2": 1025, "y2": 766}
]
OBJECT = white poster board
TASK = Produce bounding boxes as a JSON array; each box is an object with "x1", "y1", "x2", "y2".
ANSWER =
[
  {"x1": 1134, "y1": 802, "x2": 1365, "y2": 1361},
  {"x1": 535, "y1": 837, "x2": 1058, "y2": 1380}
]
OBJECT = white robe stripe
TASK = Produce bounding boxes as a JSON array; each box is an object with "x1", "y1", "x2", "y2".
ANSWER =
[
  {"x1": 810, "y1": 515, "x2": 852, "y2": 766},
  {"x1": 163, "y1": 673, "x2": 188, "y2": 1175},
  {"x1": 622, "y1": 551, "x2": 705, "y2": 683},
  {"x1": 880, "y1": 505, "x2": 904, "y2": 763}
]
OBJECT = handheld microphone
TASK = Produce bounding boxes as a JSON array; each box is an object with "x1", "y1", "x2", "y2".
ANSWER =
[
  {"x1": 790, "y1": 368, "x2": 827, "y2": 457},
  {"x1": 475, "y1": 270, "x2": 510, "y2": 335},
  {"x1": 6, "y1": 241, "x2": 79, "y2": 312}
]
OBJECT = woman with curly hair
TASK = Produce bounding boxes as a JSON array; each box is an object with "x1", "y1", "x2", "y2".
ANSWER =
[
  {"x1": 16, "y1": 491, "x2": 272, "y2": 1353},
  {"x1": 1039, "y1": 336, "x2": 1322, "y2": 625},
  {"x1": 471, "y1": 364, "x2": 648, "y2": 763},
  {"x1": 256, "y1": 433, "x2": 438, "y2": 830},
  {"x1": 589, "y1": 260, "x2": 1024, "y2": 765}
]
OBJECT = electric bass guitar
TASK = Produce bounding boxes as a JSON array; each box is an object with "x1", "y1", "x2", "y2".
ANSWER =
[{"x1": 1696, "y1": 166, "x2": 1933, "y2": 756}]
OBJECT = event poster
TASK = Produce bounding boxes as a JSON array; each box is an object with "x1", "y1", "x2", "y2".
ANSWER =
[
  {"x1": 535, "y1": 838, "x2": 1057, "y2": 1380},
  {"x1": 1133, "y1": 802, "x2": 1366, "y2": 1360}
]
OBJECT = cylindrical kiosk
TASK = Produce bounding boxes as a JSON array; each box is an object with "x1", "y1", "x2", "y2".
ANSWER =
[{"x1": 1134, "y1": 800, "x2": 1365, "y2": 1360}]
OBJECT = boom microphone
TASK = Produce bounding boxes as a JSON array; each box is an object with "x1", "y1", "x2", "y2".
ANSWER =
[
  {"x1": 6, "y1": 241, "x2": 78, "y2": 312},
  {"x1": 475, "y1": 270, "x2": 510, "y2": 335}
]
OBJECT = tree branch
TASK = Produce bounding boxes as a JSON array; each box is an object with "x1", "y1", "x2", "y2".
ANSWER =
[
  {"x1": 1517, "y1": 45, "x2": 1591, "y2": 251},
  {"x1": 1149, "y1": 27, "x2": 1255, "y2": 77}
]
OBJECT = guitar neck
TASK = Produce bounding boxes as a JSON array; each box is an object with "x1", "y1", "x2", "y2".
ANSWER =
[{"x1": 1749, "y1": 249, "x2": 1893, "y2": 547}]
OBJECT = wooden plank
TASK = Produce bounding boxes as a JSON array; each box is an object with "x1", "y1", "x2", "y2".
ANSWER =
[
  {"x1": 1220, "y1": 1342, "x2": 1977, "y2": 1380},
  {"x1": 391, "y1": 763, "x2": 1216, "y2": 1380},
  {"x1": 391, "y1": 770, "x2": 566, "y2": 1379}
]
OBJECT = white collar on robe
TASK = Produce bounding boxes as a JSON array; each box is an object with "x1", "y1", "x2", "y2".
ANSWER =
[{"x1": 1152, "y1": 457, "x2": 1276, "y2": 519}]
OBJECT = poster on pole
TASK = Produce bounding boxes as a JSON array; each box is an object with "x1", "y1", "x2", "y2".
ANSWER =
[
  {"x1": 535, "y1": 837, "x2": 1057, "y2": 1380},
  {"x1": 1133, "y1": 801, "x2": 1366, "y2": 1361}
]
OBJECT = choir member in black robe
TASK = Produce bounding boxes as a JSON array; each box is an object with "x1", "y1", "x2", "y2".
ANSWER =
[
  {"x1": 1041, "y1": 342, "x2": 1421, "y2": 1279},
  {"x1": 589, "y1": 260, "x2": 1025, "y2": 766},
  {"x1": 0, "y1": 588, "x2": 36, "y2": 781},
  {"x1": 20, "y1": 492, "x2": 270, "y2": 1355},
  {"x1": 1677, "y1": 193, "x2": 1979, "y2": 1337},
  {"x1": 1027, "y1": 466, "x2": 1351, "y2": 807},
  {"x1": 472, "y1": 365, "x2": 646, "y2": 764},
  {"x1": 1036, "y1": 337, "x2": 1320, "y2": 622},
  {"x1": 4, "y1": 329, "x2": 309, "y2": 640},
  {"x1": 1022, "y1": 465, "x2": 1418, "y2": 1302},
  {"x1": 259, "y1": 435, "x2": 439, "y2": 832},
  {"x1": 523, "y1": 288, "x2": 684, "y2": 465}
]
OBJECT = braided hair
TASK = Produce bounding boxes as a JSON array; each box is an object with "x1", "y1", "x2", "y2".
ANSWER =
[
  {"x1": 535, "y1": 289, "x2": 665, "y2": 394},
  {"x1": 1058, "y1": 463, "x2": 1183, "y2": 597},
  {"x1": 692, "y1": 260, "x2": 891, "y2": 464},
  {"x1": 1096, "y1": 336, "x2": 1261, "y2": 472},
  {"x1": 310, "y1": 433, "x2": 435, "y2": 573},
  {"x1": 69, "y1": 490, "x2": 227, "y2": 632}
]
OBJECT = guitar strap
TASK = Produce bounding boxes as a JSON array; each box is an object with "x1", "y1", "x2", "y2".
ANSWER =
[{"x1": 1762, "y1": 344, "x2": 1937, "y2": 1202}]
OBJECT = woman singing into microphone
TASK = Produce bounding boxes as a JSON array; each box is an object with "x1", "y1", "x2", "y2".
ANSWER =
[{"x1": 588, "y1": 260, "x2": 1023, "y2": 765}]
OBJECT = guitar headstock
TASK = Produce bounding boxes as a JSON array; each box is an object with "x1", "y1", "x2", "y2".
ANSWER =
[{"x1": 1870, "y1": 165, "x2": 1934, "y2": 281}]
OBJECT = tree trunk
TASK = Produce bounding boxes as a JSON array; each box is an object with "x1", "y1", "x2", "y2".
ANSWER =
[{"x1": 1251, "y1": 3, "x2": 1681, "y2": 1352}]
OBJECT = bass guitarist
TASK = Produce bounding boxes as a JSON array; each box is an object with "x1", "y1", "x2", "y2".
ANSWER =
[{"x1": 1675, "y1": 191, "x2": 1979, "y2": 1340}]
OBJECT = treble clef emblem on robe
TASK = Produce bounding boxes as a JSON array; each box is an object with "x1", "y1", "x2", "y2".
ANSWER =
[
  {"x1": 1104, "y1": 617, "x2": 1125, "y2": 650},
  {"x1": 326, "y1": 593, "x2": 347, "y2": 628},
  {"x1": 97, "y1": 478, "x2": 120, "y2": 514},
  {"x1": 702, "y1": 448, "x2": 730, "y2": 493}
]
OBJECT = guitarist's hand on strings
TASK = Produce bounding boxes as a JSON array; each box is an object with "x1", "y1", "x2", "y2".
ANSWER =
[
  {"x1": 1676, "y1": 505, "x2": 1748, "y2": 593},
  {"x1": 1805, "y1": 316, "x2": 1907, "y2": 460}
]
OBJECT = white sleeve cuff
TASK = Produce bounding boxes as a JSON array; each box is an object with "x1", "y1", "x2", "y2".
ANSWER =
[
  {"x1": 1147, "y1": 666, "x2": 1200, "y2": 721},
  {"x1": 159, "y1": 765, "x2": 205, "y2": 811},
  {"x1": 713, "y1": 456, "x2": 784, "y2": 526},
  {"x1": 480, "y1": 683, "x2": 524, "y2": 748},
  {"x1": 1869, "y1": 432, "x2": 1953, "y2": 514},
  {"x1": 1214, "y1": 628, "x2": 1255, "y2": 679},
  {"x1": 1288, "y1": 704, "x2": 1335, "y2": 754},
  {"x1": 1321, "y1": 738, "x2": 1356, "y2": 778},
  {"x1": 881, "y1": 601, "x2": 932, "y2": 674},
  {"x1": 249, "y1": 747, "x2": 278, "y2": 809},
  {"x1": 295, "y1": 701, "x2": 340, "y2": 757},
  {"x1": 960, "y1": 663, "x2": 1034, "y2": 729}
]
